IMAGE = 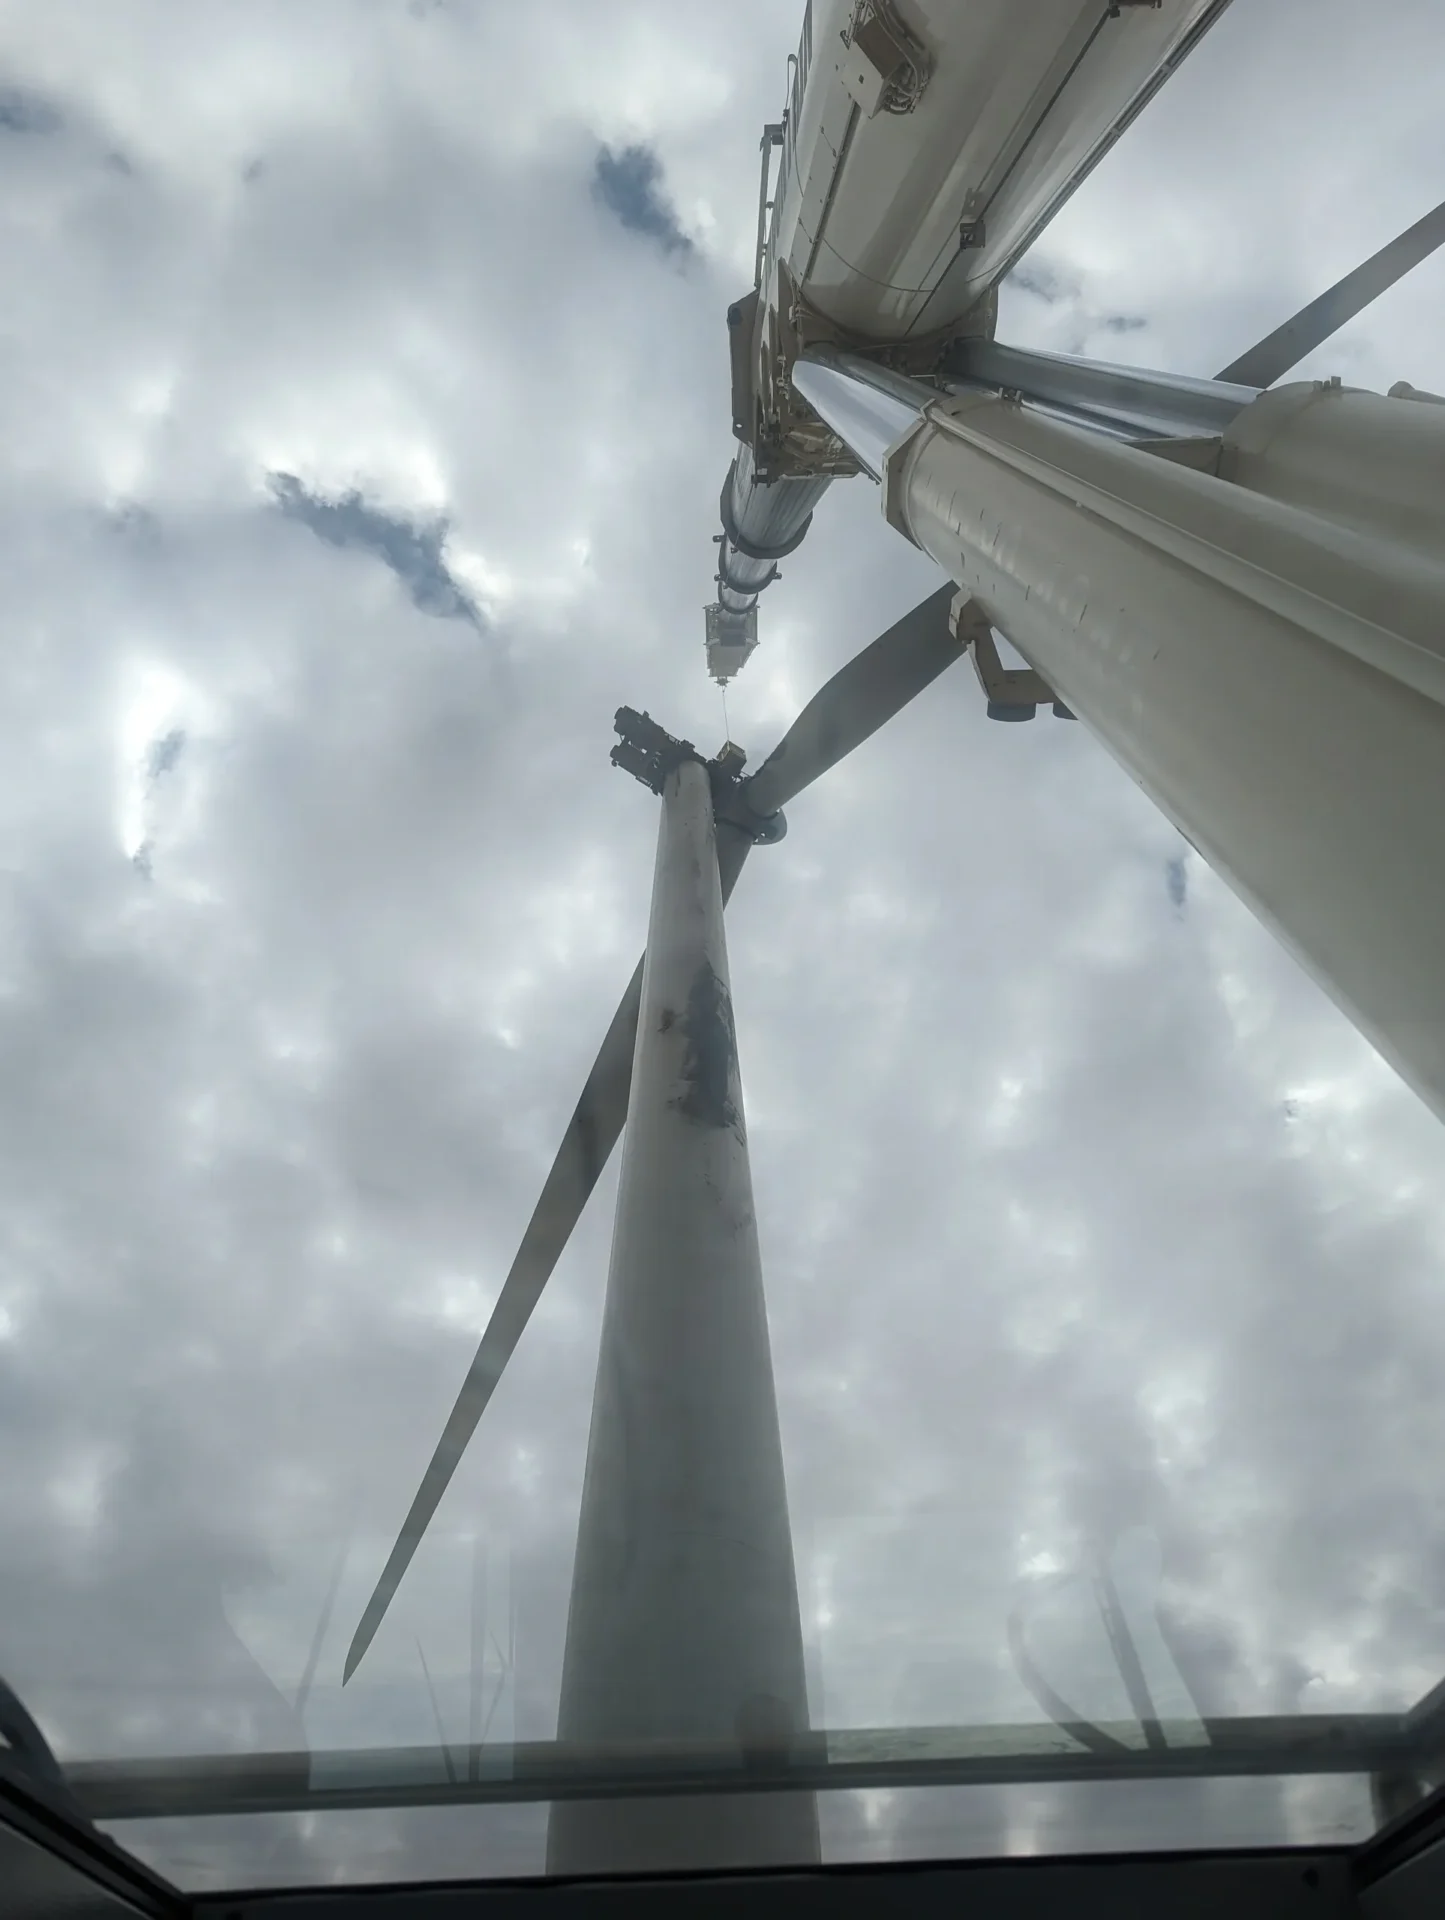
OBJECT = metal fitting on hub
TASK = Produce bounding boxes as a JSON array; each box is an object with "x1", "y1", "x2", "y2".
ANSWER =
[{"x1": 611, "y1": 709, "x2": 786, "y2": 842}]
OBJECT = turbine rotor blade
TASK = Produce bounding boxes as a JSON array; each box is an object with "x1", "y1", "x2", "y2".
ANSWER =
[
  {"x1": 342, "y1": 962, "x2": 641, "y2": 1683},
  {"x1": 742, "y1": 584, "x2": 961, "y2": 818},
  {"x1": 343, "y1": 827, "x2": 755, "y2": 1684},
  {"x1": 1215, "y1": 196, "x2": 1445, "y2": 389}
]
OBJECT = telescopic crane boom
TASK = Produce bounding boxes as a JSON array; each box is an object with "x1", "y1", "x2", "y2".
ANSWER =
[{"x1": 704, "y1": 0, "x2": 1234, "y2": 680}]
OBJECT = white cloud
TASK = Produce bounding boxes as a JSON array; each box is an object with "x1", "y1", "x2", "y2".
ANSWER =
[{"x1": 0, "y1": 0, "x2": 1443, "y2": 1892}]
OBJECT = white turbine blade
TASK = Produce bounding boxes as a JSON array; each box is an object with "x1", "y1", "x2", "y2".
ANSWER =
[
  {"x1": 294, "y1": 1523, "x2": 351, "y2": 1716},
  {"x1": 344, "y1": 829, "x2": 756, "y2": 1685},
  {"x1": 1216, "y1": 196, "x2": 1445, "y2": 389},
  {"x1": 342, "y1": 961, "x2": 642, "y2": 1684},
  {"x1": 742, "y1": 584, "x2": 961, "y2": 818}
]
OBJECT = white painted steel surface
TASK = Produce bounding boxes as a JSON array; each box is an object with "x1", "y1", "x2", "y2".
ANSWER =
[
  {"x1": 874, "y1": 390, "x2": 1445, "y2": 1121},
  {"x1": 791, "y1": 356, "x2": 922, "y2": 477},
  {"x1": 547, "y1": 758, "x2": 817, "y2": 1875},
  {"x1": 1220, "y1": 381, "x2": 1445, "y2": 560},
  {"x1": 705, "y1": 1, "x2": 1235, "y2": 669},
  {"x1": 776, "y1": 0, "x2": 1231, "y2": 343}
]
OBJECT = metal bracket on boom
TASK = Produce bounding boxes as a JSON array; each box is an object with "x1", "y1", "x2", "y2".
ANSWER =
[
  {"x1": 837, "y1": 1, "x2": 934, "y2": 119},
  {"x1": 611, "y1": 709, "x2": 787, "y2": 841},
  {"x1": 958, "y1": 190, "x2": 987, "y2": 252},
  {"x1": 950, "y1": 594, "x2": 1076, "y2": 722}
]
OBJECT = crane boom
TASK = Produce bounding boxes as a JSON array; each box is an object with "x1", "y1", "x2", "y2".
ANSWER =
[
  {"x1": 793, "y1": 352, "x2": 1445, "y2": 1124},
  {"x1": 704, "y1": 0, "x2": 1235, "y2": 679}
]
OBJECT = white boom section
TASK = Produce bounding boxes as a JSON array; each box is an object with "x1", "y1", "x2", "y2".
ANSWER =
[
  {"x1": 707, "y1": 0, "x2": 1234, "y2": 676},
  {"x1": 778, "y1": 0, "x2": 1230, "y2": 343},
  {"x1": 796, "y1": 358, "x2": 1445, "y2": 1120},
  {"x1": 546, "y1": 756, "x2": 817, "y2": 1875}
]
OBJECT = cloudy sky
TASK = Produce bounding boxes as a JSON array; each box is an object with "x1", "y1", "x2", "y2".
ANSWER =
[{"x1": 2, "y1": 0, "x2": 1445, "y2": 1894}]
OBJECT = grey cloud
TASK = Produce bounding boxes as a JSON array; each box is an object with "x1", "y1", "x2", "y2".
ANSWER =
[
  {"x1": 1005, "y1": 260, "x2": 1147, "y2": 351},
  {"x1": 128, "y1": 727, "x2": 186, "y2": 879},
  {"x1": 1008, "y1": 258, "x2": 1079, "y2": 304},
  {"x1": 0, "y1": 0, "x2": 1443, "y2": 1894},
  {"x1": 0, "y1": 83, "x2": 62, "y2": 135},
  {"x1": 269, "y1": 474, "x2": 483, "y2": 629},
  {"x1": 1166, "y1": 852, "x2": 1187, "y2": 910},
  {"x1": 147, "y1": 727, "x2": 185, "y2": 781},
  {"x1": 591, "y1": 142, "x2": 693, "y2": 257},
  {"x1": 104, "y1": 503, "x2": 162, "y2": 547}
]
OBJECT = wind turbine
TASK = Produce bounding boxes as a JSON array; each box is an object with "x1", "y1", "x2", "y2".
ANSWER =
[
  {"x1": 340, "y1": 0, "x2": 1445, "y2": 1871},
  {"x1": 343, "y1": 589, "x2": 966, "y2": 1873}
]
